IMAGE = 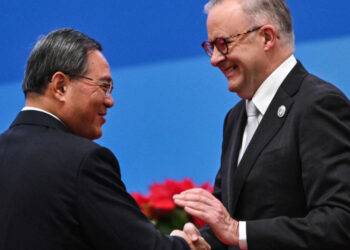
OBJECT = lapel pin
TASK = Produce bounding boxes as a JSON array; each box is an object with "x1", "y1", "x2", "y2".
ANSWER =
[{"x1": 277, "y1": 105, "x2": 286, "y2": 118}]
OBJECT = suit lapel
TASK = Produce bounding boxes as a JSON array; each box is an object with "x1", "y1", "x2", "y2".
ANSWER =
[
  {"x1": 226, "y1": 103, "x2": 247, "y2": 171},
  {"x1": 229, "y1": 62, "x2": 307, "y2": 214},
  {"x1": 224, "y1": 104, "x2": 246, "y2": 213}
]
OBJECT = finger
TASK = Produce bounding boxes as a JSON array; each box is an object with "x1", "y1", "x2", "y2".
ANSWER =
[
  {"x1": 170, "y1": 230, "x2": 194, "y2": 249},
  {"x1": 174, "y1": 198, "x2": 214, "y2": 219},
  {"x1": 174, "y1": 193, "x2": 216, "y2": 207},
  {"x1": 182, "y1": 200, "x2": 212, "y2": 213},
  {"x1": 173, "y1": 188, "x2": 205, "y2": 200},
  {"x1": 173, "y1": 197, "x2": 186, "y2": 207},
  {"x1": 177, "y1": 188, "x2": 214, "y2": 198},
  {"x1": 194, "y1": 236, "x2": 211, "y2": 250},
  {"x1": 183, "y1": 222, "x2": 200, "y2": 241},
  {"x1": 175, "y1": 193, "x2": 221, "y2": 213},
  {"x1": 174, "y1": 197, "x2": 208, "y2": 209}
]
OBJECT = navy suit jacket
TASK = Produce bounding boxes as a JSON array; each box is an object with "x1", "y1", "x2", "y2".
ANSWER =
[
  {"x1": 201, "y1": 62, "x2": 350, "y2": 250},
  {"x1": 0, "y1": 110, "x2": 190, "y2": 250}
]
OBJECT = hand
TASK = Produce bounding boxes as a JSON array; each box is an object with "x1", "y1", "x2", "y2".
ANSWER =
[
  {"x1": 173, "y1": 188, "x2": 239, "y2": 246},
  {"x1": 170, "y1": 227, "x2": 211, "y2": 250}
]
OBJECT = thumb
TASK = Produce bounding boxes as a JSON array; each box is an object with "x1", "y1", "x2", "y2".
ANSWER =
[{"x1": 183, "y1": 222, "x2": 200, "y2": 242}]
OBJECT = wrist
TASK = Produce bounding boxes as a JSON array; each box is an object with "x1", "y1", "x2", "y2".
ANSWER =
[{"x1": 227, "y1": 218, "x2": 239, "y2": 246}]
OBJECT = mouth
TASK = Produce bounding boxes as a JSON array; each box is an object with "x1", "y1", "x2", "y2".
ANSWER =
[
  {"x1": 99, "y1": 113, "x2": 107, "y2": 123},
  {"x1": 223, "y1": 65, "x2": 239, "y2": 78}
]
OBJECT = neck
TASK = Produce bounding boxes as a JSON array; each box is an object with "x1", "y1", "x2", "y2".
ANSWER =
[
  {"x1": 265, "y1": 44, "x2": 294, "y2": 78},
  {"x1": 25, "y1": 93, "x2": 59, "y2": 117}
]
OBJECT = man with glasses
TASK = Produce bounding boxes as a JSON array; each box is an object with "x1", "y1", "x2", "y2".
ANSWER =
[
  {"x1": 174, "y1": 0, "x2": 350, "y2": 249},
  {"x1": 0, "y1": 28, "x2": 210, "y2": 250}
]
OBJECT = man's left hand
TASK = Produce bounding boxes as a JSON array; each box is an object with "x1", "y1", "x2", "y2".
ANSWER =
[{"x1": 173, "y1": 188, "x2": 239, "y2": 246}]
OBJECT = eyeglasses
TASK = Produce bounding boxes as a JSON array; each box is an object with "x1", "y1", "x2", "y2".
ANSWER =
[
  {"x1": 68, "y1": 74, "x2": 114, "y2": 96},
  {"x1": 202, "y1": 26, "x2": 263, "y2": 57}
]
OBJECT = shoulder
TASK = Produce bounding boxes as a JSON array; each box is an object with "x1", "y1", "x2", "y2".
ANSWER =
[
  {"x1": 48, "y1": 130, "x2": 101, "y2": 155},
  {"x1": 35, "y1": 128, "x2": 119, "y2": 173},
  {"x1": 288, "y1": 73, "x2": 350, "y2": 135},
  {"x1": 60, "y1": 132, "x2": 118, "y2": 167},
  {"x1": 295, "y1": 73, "x2": 350, "y2": 113},
  {"x1": 281, "y1": 61, "x2": 348, "y2": 105},
  {"x1": 301, "y1": 73, "x2": 347, "y2": 98}
]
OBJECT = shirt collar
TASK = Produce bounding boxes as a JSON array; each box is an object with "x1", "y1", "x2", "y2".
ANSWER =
[
  {"x1": 22, "y1": 106, "x2": 63, "y2": 123},
  {"x1": 250, "y1": 55, "x2": 297, "y2": 115}
]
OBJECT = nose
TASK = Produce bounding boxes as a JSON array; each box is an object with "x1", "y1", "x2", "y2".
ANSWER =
[
  {"x1": 105, "y1": 94, "x2": 114, "y2": 108},
  {"x1": 210, "y1": 47, "x2": 225, "y2": 67}
]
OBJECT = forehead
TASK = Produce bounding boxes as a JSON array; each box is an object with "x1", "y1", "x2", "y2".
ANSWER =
[
  {"x1": 85, "y1": 50, "x2": 111, "y2": 77},
  {"x1": 206, "y1": 1, "x2": 249, "y2": 39}
]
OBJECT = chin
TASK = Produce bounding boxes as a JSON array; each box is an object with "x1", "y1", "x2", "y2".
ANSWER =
[
  {"x1": 227, "y1": 82, "x2": 240, "y2": 93},
  {"x1": 91, "y1": 131, "x2": 102, "y2": 140},
  {"x1": 83, "y1": 129, "x2": 102, "y2": 141},
  {"x1": 228, "y1": 85, "x2": 247, "y2": 99}
]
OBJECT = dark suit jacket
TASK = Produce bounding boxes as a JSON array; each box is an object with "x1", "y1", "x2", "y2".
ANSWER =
[
  {"x1": 0, "y1": 111, "x2": 189, "y2": 250},
  {"x1": 201, "y1": 62, "x2": 350, "y2": 250}
]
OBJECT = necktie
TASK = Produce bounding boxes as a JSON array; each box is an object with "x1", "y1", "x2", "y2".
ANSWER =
[{"x1": 238, "y1": 101, "x2": 260, "y2": 163}]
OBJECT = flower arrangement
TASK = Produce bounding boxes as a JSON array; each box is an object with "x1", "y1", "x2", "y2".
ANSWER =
[{"x1": 132, "y1": 178, "x2": 213, "y2": 234}]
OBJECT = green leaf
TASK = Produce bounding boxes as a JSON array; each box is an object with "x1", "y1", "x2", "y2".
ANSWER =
[{"x1": 155, "y1": 208, "x2": 191, "y2": 234}]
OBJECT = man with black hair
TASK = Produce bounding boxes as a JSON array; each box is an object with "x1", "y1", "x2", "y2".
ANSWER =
[{"x1": 0, "y1": 28, "x2": 210, "y2": 250}]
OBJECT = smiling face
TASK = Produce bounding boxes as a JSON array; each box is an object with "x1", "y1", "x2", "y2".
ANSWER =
[
  {"x1": 207, "y1": 0, "x2": 268, "y2": 99},
  {"x1": 63, "y1": 50, "x2": 114, "y2": 140}
]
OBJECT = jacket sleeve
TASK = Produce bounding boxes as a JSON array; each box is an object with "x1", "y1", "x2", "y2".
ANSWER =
[
  {"x1": 76, "y1": 146, "x2": 190, "y2": 250},
  {"x1": 199, "y1": 108, "x2": 236, "y2": 250}
]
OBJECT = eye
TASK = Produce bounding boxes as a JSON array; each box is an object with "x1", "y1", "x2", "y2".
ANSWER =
[
  {"x1": 100, "y1": 82, "x2": 110, "y2": 91},
  {"x1": 208, "y1": 41, "x2": 215, "y2": 50},
  {"x1": 215, "y1": 38, "x2": 227, "y2": 51}
]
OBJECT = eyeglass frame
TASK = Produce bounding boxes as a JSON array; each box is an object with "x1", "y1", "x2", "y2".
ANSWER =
[
  {"x1": 202, "y1": 25, "x2": 263, "y2": 57},
  {"x1": 68, "y1": 73, "x2": 114, "y2": 96}
]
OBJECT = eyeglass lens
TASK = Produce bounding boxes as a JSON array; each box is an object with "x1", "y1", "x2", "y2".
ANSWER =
[{"x1": 203, "y1": 38, "x2": 228, "y2": 57}]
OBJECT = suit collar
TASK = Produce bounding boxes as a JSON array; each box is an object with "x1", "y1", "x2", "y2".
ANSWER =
[
  {"x1": 280, "y1": 60, "x2": 308, "y2": 96},
  {"x1": 252, "y1": 55, "x2": 297, "y2": 116},
  {"x1": 229, "y1": 61, "x2": 308, "y2": 214},
  {"x1": 22, "y1": 106, "x2": 62, "y2": 123},
  {"x1": 10, "y1": 110, "x2": 70, "y2": 133}
]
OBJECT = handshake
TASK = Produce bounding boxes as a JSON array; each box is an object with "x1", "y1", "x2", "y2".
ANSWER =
[
  {"x1": 169, "y1": 188, "x2": 240, "y2": 250},
  {"x1": 171, "y1": 222, "x2": 210, "y2": 250}
]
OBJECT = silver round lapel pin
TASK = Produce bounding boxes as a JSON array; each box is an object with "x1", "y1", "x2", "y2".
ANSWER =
[{"x1": 277, "y1": 105, "x2": 286, "y2": 118}]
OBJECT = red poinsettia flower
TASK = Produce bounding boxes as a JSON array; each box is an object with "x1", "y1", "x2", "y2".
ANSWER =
[
  {"x1": 149, "y1": 178, "x2": 196, "y2": 211},
  {"x1": 200, "y1": 181, "x2": 214, "y2": 193},
  {"x1": 131, "y1": 192, "x2": 151, "y2": 216},
  {"x1": 131, "y1": 178, "x2": 213, "y2": 232}
]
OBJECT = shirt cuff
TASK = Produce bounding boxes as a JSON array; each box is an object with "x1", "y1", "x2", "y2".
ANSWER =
[{"x1": 238, "y1": 221, "x2": 248, "y2": 250}]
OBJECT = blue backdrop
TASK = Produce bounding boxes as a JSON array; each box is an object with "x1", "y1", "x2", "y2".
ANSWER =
[{"x1": 1, "y1": 0, "x2": 349, "y2": 193}]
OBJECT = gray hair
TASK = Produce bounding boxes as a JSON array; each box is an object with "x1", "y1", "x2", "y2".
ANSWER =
[
  {"x1": 204, "y1": 0, "x2": 294, "y2": 46},
  {"x1": 22, "y1": 28, "x2": 102, "y2": 96}
]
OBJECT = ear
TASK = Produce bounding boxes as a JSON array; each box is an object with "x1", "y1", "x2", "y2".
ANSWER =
[
  {"x1": 259, "y1": 25, "x2": 278, "y2": 51},
  {"x1": 49, "y1": 72, "x2": 70, "y2": 101}
]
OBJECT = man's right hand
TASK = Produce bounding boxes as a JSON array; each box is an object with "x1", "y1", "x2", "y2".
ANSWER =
[{"x1": 170, "y1": 223, "x2": 211, "y2": 250}]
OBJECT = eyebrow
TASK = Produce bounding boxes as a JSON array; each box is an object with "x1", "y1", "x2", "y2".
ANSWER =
[{"x1": 99, "y1": 76, "x2": 113, "y2": 82}]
